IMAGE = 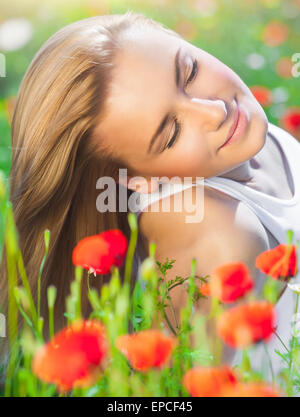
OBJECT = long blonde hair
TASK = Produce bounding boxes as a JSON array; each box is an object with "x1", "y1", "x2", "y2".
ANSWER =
[{"x1": 0, "y1": 11, "x2": 182, "y2": 361}]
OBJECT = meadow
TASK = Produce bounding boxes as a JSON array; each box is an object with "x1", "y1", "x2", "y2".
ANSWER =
[{"x1": 0, "y1": 0, "x2": 300, "y2": 397}]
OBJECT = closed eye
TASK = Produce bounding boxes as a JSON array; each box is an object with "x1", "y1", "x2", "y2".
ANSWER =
[
  {"x1": 165, "y1": 116, "x2": 181, "y2": 149},
  {"x1": 165, "y1": 58, "x2": 198, "y2": 150},
  {"x1": 184, "y1": 58, "x2": 198, "y2": 88}
]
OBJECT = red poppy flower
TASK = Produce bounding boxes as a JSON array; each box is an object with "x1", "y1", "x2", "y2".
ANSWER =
[
  {"x1": 216, "y1": 301, "x2": 276, "y2": 348},
  {"x1": 32, "y1": 320, "x2": 108, "y2": 392},
  {"x1": 250, "y1": 86, "x2": 273, "y2": 107},
  {"x1": 116, "y1": 329, "x2": 176, "y2": 371},
  {"x1": 182, "y1": 366, "x2": 238, "y2": 397},
  {"x1": 262, "y1": 21, "x2": 289, "y2": 47},
  {"x1": 100, "y1": 229, "x2": 128, "y2": 268},
  {"x1": 199, "y1": 262, "x2": 254, "y2": 303},
  {"x1": 220, "y1": 382, "x2": 282, "y2": 397},
  {"x1": 279, "y1": 108, "x2": 300, "y2": 141},
  {"x1": 255, "y1": 244, "x2": 298, "y2": 280},
  {"x1": 72, "y1": 229, "x2": 128, "y2": 275}
]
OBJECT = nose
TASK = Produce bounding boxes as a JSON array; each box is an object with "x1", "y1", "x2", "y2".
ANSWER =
[{"x1": 181, "y1": 96, "x2": 228, "y2": 131}]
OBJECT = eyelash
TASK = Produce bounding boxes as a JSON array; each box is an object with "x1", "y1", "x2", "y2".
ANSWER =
[{"x1": 165, "y1": 58, "x2": 198, "y2": 150}]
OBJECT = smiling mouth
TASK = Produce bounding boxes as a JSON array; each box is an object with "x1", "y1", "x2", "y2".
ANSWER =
[{"x1": 218, "y1": 98, "x2": 240, "y2": 150}]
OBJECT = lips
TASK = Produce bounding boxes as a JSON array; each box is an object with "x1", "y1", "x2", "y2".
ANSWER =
[
  {"x1": 218, "y1": 99, "x2": 240, "y2": 150},
  {"x1": 226, "y1": 100, "x2": 240, "y2": 142}
]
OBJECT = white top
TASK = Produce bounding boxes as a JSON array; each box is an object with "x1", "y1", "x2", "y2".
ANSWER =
[{"x1": 131, "y1": 122, "x2": 300, "y2": 383}]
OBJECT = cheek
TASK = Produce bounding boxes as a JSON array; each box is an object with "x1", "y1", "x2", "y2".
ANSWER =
[{"x1": 171, "y1": 143, "x2": 211, "y2": 176}]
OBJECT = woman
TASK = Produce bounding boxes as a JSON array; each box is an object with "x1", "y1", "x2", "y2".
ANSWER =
[{"x1": 0, "y1": 11, "x2": 299, "y2": 380}]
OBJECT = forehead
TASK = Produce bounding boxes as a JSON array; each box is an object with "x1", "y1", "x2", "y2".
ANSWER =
[{"x1": 96, "y1": 26, "x2": 186, "y2": 160}]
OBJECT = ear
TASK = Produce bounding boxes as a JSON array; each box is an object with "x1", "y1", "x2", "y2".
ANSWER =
[{"x1": 118, "y1": 176, "x2": 159, "y2": 194}]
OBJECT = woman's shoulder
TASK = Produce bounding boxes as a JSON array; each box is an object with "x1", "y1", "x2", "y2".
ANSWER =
[{"x1": 139, "y1": 183, "x2": 269, "y2": 254}]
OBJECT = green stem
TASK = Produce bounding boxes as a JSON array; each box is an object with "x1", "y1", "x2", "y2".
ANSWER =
[
  {"x1": 87, "y1": 271, "x2": 91, "y2": 293},
  {"x1": 148, "y1": 369, "x2": 161, "y2": 396},
  {"x1": 37, "y1": 230, "x2": 50, "y2": 322},
  {"x1": 263, "y1": 343, "x2": 274, "y2": 383},
  {"x1": 168, "y1": 275, "x2": 208, "y2": 292},
  {"x1": 289, "y1": 293, "x2": 299, "y2": 374},
  {"x1": 286, "y1": 229, "x2": 293, "y2": 245},
  {"x1": 241, "y1": 348, "x2": 251, "y2": 375},
  {"x1": 4, "y1": 205, "x2": 19, "y2": 397},
  {"x1": 75, "y1": 267, "x2": 82, "y2": 320},
  {"x1": 47, "y1": 286, "x2": 56, "y2": 339},
  {"x1": 4, "y1": 341, "x2": 19, "y2": 397},
  {"x1": 162, "y1": 309, "x2": 177, "y2": 336},
  {"x1": 274, "y1": 330, "x2": 290, "y2": 353},
  {"x1": 207, "y1": 297, "x2": 223, "y2": 365},
  {"x1": 163, "y1": 276, "x2": 179, "y2": 331},
  {"x1": 169, "y1": 304, "x2": 179, "y2": 331},
  {"x1": 167, "y1": 279, "x2": 187, "y2": 292},
  {"x1": 37, "y1": 277, "x2": 41, "y2": 321},
  {"x1": 15, "y1": 300, "x2": 36, "y2": 336},
  {"x1": 49, "y1": 306, "x2": 54, "y2": 340},
  {"x1": 179, "y1": 259, "x2": 197, "y2": 369},
  {"x1": 124, "y1": 213, "x2": 138, "y2": 287},
  {"x1": 16, "y1": 250, "x2": 37, "y2": 326},
  {"x1": 208, "y1": 296, "x2": 220, "y2": 319}
]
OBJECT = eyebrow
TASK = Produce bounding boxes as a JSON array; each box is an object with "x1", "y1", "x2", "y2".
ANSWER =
[{"x1": 147, "y1": 46, "x2": 182, "y2": 155}]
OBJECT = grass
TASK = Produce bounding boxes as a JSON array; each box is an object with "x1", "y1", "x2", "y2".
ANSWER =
[
  {"x1": 0, "y1": 173, "x2": 300, "y2": 397},
  {"x1": 0, "y1": 0, "x2": 300, "y2": 397}
]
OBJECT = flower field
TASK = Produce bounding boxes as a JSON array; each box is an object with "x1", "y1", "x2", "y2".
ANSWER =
[
  {"x1": 0, "y1": 0, "x2": 300, "y2": 398},
  {"x1": 0, "y1": 172, "x2": 300, "y2": 397}
]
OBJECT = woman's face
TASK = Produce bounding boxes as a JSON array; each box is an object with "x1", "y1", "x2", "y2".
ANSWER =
[{"x1": 95, "y1": 25, "x2": 268, "y2": 184}]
